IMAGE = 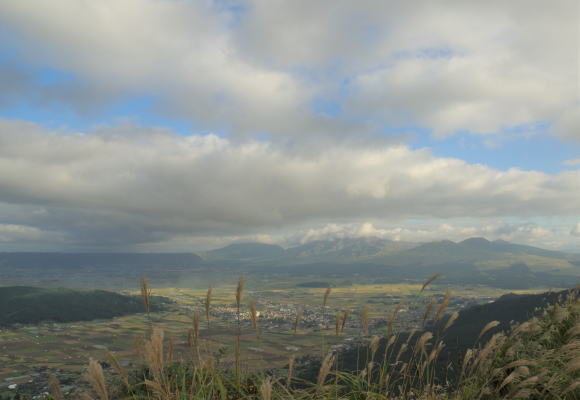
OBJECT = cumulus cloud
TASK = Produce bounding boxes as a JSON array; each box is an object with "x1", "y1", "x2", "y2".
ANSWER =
[
  {"x1": 287, "y1": 220, "x2": 577, "y2": 251},
  {"x1": 0, "y1": 118, "x2": 579, "y2": 249},
  {"x1": 563, "y1": 158, "x2": 580, "y2": 167},
  {"x1": 571, "y1": 223, "x2": 580, "y2": 237},
  {"x1": 0, "y1": 0, "x2": 577, "y2": 140},
  {"x1": 0, "y1": 224, "x2": 63, "y2": 242},
  {"x1": 0, "y1": 2, "x2": 578, "y2": 250}
]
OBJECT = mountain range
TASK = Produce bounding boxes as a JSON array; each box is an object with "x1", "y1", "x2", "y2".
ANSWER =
[
  {"x1": 1, "y1": 237, "x2": 578, "y2": 289},
  {"x1": 203, "y1": 237, "x2": 580, "y2": 289},
  {"x1": 204, "y1": 236, "x2": 579, "y2": 271}
]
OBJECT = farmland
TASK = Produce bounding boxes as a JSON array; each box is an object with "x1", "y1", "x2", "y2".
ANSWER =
[{"x1": 0, "y1": 278, "x2": 552, "y2": 394}]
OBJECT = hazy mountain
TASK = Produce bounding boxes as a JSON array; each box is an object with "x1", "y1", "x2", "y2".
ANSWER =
[
  {"x1": 369, "y1": 237, "x2": 579, "y2": 273},
  {"x1": 285, "y1": 237, "x2": 418, "y2": 262},
  {"x1": 204, "y1": 242, "x2": 287, "y2": 260},
  {"x1": 206, "y1": 237, "x2": 579, "y2": 275}
]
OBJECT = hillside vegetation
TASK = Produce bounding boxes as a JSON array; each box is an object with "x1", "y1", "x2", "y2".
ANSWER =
[
  {"x1": 0, "y1": 286, "x2": 170, "y2": 325},
  {"x1": 58, "y1": 281, "x2": 579, "y2": 400}
]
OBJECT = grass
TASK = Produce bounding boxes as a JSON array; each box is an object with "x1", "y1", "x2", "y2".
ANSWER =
[{"x1": 41, "y1": 277, "x2": 579, "y2": 399}]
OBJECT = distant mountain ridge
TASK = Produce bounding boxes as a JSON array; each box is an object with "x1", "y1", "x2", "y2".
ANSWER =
[{"x1": 205, "y1": 237, "x2": 578, "y2": 270}]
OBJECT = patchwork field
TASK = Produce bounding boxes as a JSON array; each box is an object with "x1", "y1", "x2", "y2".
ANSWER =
[{"x1": 0, "y1": 280, "x2": 556, "y2": 392}]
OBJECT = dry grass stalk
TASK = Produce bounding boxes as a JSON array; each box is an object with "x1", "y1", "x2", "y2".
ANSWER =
[
  {"x1": 405, "y1": 328, "x2": 417, "y2": 347},
  {"x1": 143, "y1": 379, "x2": 167, "y2": 399},
  {"x1": 422, "y1": 298, "x2": 436, "y2": 325},
  {"x1": 259, "y1": 377, "x2": 273, "y2": 400},
  {"x1": 477, "y1": 320, "x2": 500, "y2": 342},
  {"x1": 322, "y1": 286, "x2": 332, "y2": 308},
  {"x1": 236, "y1": 275, "x2": 245, "y2": 312},
  {"x1": 497, "y1": 366, "x2": 530, "y2": 392},
  {"x1": 443, "y1": 311, "x2": 459, "y2": 332},
  {"x1": 413, "y1": 332, "x2": 433, "y2": 357},
  {"x1": 249, "y1": 299, "x2": 260, "y2": 337},
  {"x1": 461, "y1": 349, "x2": 474, "y2": 376},
  {"x1": 316, "y1": 352, "x2": 335, "y2": 393},
  {"x1": 335, "y1": 313, "x2": 341, "y2": 336},
  {"x1": 293, "y1": 310, "x2": 302, "y2": 334},
  {"x1": 205, "y1": 286, "x2": 212, "y2": 327},
  {"x1": 366, "y1": 361, "x2": 374, "y2": 378},
  {"x1": 501, "y1": 359, "x2": 536, "y2": 371},
  {"x1": 340, "y1": 310, "x2": 350, "y2": 333},
  {"x1": 566, "y1": 323, "x2": 580, "y2": 338},
  {"x1": 563, "y1": 381, "x2": 580, "y2": 395},
  {"x1": 388, "y1": 302, "x2": 404, "y2": 335},
  {"x1": 420, "y1": 273, "x2": 442, "y2": 292},
  {"x1": 518, "y1": 376, "x2": 540, "y2": 387},
  {"x1": 84, "y1": 358, "x2": 109, "y2": 400},
  {"x1": 370, "y1": 335, "x2": 381, "y2": 360},
  {"x1": 48, "y1": 373, "x2": 63, "y2": 400},
  {"x1": 144, "y1": 328, "x2": 165, "y2": 382},
  {"x1": 513, "y1": 388, "x2": 534, "y2": 399},
  {"x1": 133, "y1": 333, "x2": 146, "y2": 362},
  {"x1": 187, "y1": 328, "x2": 194, "y2": 348},
  {"x1": 428, "y1": 340, "x2": 445, "y2": 363},
  {"x1": 551, "y1": 305, "x2": 568, "y2": 323},
  {"x1": 140, "y1": 276, "x2": 151, "y2": 316},
  {"x1": 360, "y1": 305, "x2": 370, "y2": 336},
  {"x1": 385, "y1": 334, "x2": 396, "y2": 354},
  {"x1": 561, "y1": 341, "x2": 580, "y2": 353},
  {"x1": 168, "y1": 336, "x2": 175, "y2": 364},
  {"x1": 286, "y1": 355, "x2": 295, "y2": 387},
  {"x1": 473, "y1": 333, "x2": 504, "y2": 370},
  {"x1": 192, "y1": 310, "x2": 200, "y2": 350},
  {"x1": 106, "y1": 350, "x2": 130, "y2": 390},
  {"x1": 565, "y1": 357, "x2": 580, "y2": 373},
  {"x1": 395, "y1": 343, "x2": 408, "y2": 365},
  {"x1": 434, "y1": 291, "x2": 450, "y2": 322}
]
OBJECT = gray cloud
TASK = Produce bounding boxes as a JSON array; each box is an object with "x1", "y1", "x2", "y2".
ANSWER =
[
  {"x1": 571, "y1": 223, "x2": 580, "y2": 237},
  {"x1": 0, "y1": 119, "x2": 579, "y2": 249},
  {"x1": 0, "y1": 0, "x2": 577, "y2": 140}
]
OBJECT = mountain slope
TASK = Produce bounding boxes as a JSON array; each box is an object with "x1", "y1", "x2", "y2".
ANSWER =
[
  {"x1": 285, "y1": 237, "x2": 417, "y2": 262},
  {"x1": 373, "y1": 237, "x2": 579, "y2": 272}
]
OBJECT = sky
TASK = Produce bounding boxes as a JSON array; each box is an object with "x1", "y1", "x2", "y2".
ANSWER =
[{"x1": 0, "y1": 0, "x2": 579, "y2": 252}]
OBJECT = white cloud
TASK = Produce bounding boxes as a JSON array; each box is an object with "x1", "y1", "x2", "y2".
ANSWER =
[
  {"x1": 0, "y1": 119, "x2": 579, "y2": 249},
  {"x1": 563, "y1": 158, "x2": 580, "y2": 167},
  {"x1": 287, "y1": 220, "x2": 577, "y2": 251},
  {"x1": 0, "y1": 224, "x2": 65, "y2": 245},
  {"x1": 0, "y1": 0, "x2": 577, "y2": 140},
  {"x1": 571, "y1": 223, "x2": 580, "y2": 237}
]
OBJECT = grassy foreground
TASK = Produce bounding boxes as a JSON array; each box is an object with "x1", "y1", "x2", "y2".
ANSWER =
[{"x1": 49, "y1": 278, "x2": 579, "y2": 399}]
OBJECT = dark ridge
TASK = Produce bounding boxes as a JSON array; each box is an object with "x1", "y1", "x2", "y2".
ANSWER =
[
  {"x1": 296, "y1": 287, "x2": 579, "y2": 383},
  {"x1": 0, "y1": 286, "x2": 171, "y2": 325}
]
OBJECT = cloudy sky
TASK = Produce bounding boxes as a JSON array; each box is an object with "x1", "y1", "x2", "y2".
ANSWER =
[{"x1": 0, "y1": 0, "x2": 579, "y2": 252}]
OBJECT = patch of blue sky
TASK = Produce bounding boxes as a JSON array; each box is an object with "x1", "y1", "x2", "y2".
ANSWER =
[
  {"x1": 406, "y1": 124, "x2": 579, "y2": 174},
  {"x1": 211, "y1": 0, "x2": 248, "y2": 28},
  {"x1": 311, "y1": 97, "x2": 342, "y2": 116},
  {"x1": 0, "y1": 90, "x2": 223, "y2": 138},
  {"x1": 32, "y1": 65, "x2": 76, "y2": 85}
]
